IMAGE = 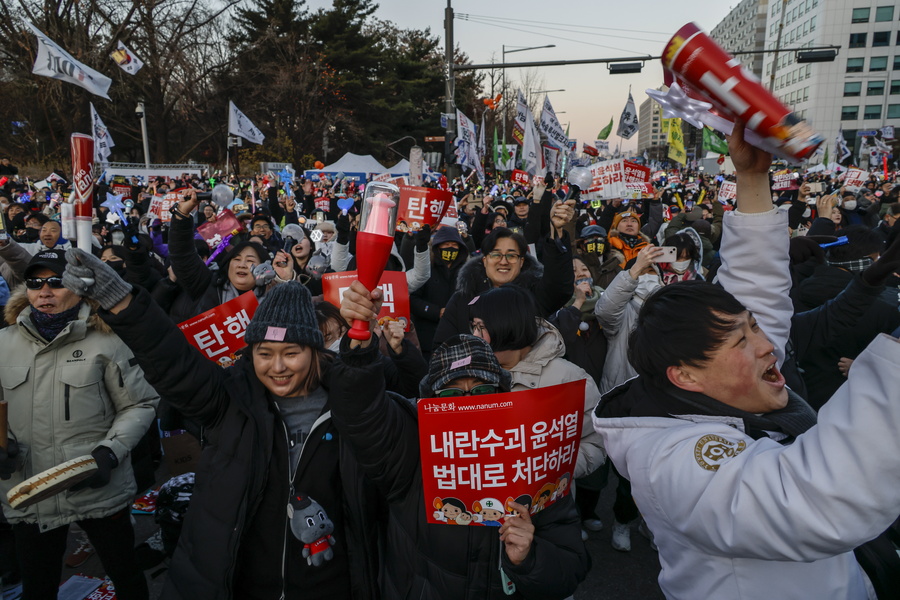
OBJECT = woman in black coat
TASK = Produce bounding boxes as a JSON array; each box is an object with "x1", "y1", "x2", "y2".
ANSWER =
[
  {"x1": 62, "y1": 249, "x2": 383, "y2": 600},
  {"x1": 432, "y1": 199, "x2": 575, "y2": 349}
]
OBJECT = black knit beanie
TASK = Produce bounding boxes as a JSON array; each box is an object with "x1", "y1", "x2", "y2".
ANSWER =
[{"x1": 243, "y1": 281, "x2": 324, "y2": 349}]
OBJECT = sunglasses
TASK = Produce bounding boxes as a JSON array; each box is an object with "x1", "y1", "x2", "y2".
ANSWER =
[
  {"x1": 25, "y1": 276, "x2": 64, "y2": 290},
  {"x1": 434, "y1": 384, "x2": 499, "y2": 398}
]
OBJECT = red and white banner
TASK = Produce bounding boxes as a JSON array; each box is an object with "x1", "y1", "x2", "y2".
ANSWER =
[
  {"x1": 147, "y1": 191, "x2": 181, "y2": 223},
  {"x1": 668, "y1": 172, "x2": 682, "y2": 186},
  {"x1": 717, "y1": 181, "x2": 737, "y2": 204},
  {"x1": 419, "y1": 380, "x2": 585, "y2": 525},
  {"x1": 588, "y1": 159, "x2": 626, "y2": 198},
  {"x1": 582, "y1": 143, "x2": 599, "y2": 157},
  {"x1": 322, "y1": 270, "x2": 410, "y2": 329},
  {"x1": 178, "y1": 292, "x2": 259, "y2": 364},
  {"x1": 372, "y1": 172, "x2": 408, "y2": 186},
  {"x1": 771, "y1": 169, "x2": 799, "y2": 191},
  {"x1": 843, "y1": 168, "x2": 868, "y2": 191},
  {"x1": 510, "y1": 170, "x2": 531, "y2": 186},
  {"x1": 623, "y1": 160, "x2": 650, "y2": 183},
  {"x1": 395, "y1": 185, "x2": 453, "y2": 232}
]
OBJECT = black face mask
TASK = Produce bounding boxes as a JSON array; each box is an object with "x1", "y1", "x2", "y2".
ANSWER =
[
  {"x1": 584, "y1": 239, "x2": 606, "y2": 255},
  {"x1": 440, "y1": 248, "x2": 459, "y2": 264},
  {"x1": 18, "y1": 228, "x2": 39, "y2": 242},
  {"x1": 107, "y1": 260, "x2": 126, "y2": 275}
]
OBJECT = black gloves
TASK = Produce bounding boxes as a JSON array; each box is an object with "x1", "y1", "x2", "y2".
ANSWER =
[
  {"x1": 415, "y1": 224, "x2": 432, "y2": 253},
  {"x1": 336, "y1": 214, "x2": 351, "y2": 246},
  {"x1": 72, "y1": 446, "x2": 119, "y2": 491},
  {"x1": 0, "y1": 440, "x2": 21, "y2": 480}
]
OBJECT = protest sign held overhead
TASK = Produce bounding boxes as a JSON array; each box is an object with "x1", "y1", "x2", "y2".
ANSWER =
[
  {"x1": 419, "y1": 380, "x2": 585, "y2": 524},
  {"x1": 322, "y1": 271, "x2": 410, "y2": 330},
  {"x1": 178, "y1": 292, "x2": 259, "y2": 364},
  {"x1": 394, "y1": 185, "x2": 453, "y2": 232}
]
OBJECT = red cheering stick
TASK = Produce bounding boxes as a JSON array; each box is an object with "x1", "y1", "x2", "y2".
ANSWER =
[
  {"x1": 70, "y1": 134, "x2": 95, "y2": 251},
  {"x1": 347, "y1": 182, "x2": 400, "y2": 341},
  {"x1": 663, "y1": 22, "x2": 823, "y2": 162}
]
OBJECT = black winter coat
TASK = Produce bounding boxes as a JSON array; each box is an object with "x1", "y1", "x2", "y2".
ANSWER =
[
  {"x1": 329, "y1": 339, "x2": 590, "y2": 599},
  {"x1": 102, "y1": 288, "x2": 382, "y2": 600},
  {"x1": 432, "y1": 234, "x2": 574, "y2": 348},
  {"x1": 410, "y1": 236, "x2": 470, "y2": 356}
]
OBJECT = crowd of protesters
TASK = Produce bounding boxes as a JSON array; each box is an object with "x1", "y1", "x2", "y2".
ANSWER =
[{"x1": 0, "y1": 122, "x2": 898, "y2": 600}]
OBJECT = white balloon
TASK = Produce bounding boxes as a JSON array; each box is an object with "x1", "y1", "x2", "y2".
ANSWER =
[
  {"x1": 567, "y1": 167, "x2": 592, "y2": 190},
  {"x1": 211, "y1": 184, "x2": 234, "y2": 208}
]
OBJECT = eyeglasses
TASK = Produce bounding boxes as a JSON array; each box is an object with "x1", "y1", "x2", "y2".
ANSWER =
[
  {"x1": 434, "y1": 384, "x2": 499, "y2": 398},
  {"x1": 252, "y1": 224, "x2": 271, "y2": 230},
  {"x1": 486, "y1": 251, "x2": 521, "y2": 262},
  {"x1": 470, "y1": 320, "x2": 488, "y2": 335},
  {"x1": 25, "y1": 276, "x2": 64, "y2": 290}
]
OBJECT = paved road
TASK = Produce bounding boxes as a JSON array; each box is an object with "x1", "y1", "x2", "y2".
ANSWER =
[{"x1": 66, "y1": 469, "x2": 663, "y2": 599}]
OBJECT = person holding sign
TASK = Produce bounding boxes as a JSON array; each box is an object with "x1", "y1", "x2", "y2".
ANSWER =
[
  {"x1": 593, "y1": 123, "x2": 900, "y2": 599},
  {"x1": 334, "y1": 283, "x2": 590, "y2": 598},
  {"x1": 58, "y1": 253, "x2": 384, "y2": 599}
]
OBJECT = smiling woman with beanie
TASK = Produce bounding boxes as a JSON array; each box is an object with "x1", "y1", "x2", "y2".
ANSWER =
[{"x1": 60, "y1": 249, "x2": 382, "y2": 600}]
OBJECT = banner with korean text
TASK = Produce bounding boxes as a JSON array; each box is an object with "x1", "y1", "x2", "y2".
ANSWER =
[
  {"x1": 322, "y1": 271, "x2": 410, "y2": 330},
  {"x1": 178, "y1": 292, "x2": 258, "y2": 365},
  {"x1": 717, "y1": 181, "x2": 737, "y2": 204},
  {"x1": 588, "y1": 159, "x2": 626, "y2": 198},
  {"x1": 771, "y1": 169, "x2": 799, "y2": 191},
  {"x1": 393, "y1": 185, "x2": 453, "y2": 232},
  {"x1": 420, "y1": 380, "x2": 585, "y2": 525}
]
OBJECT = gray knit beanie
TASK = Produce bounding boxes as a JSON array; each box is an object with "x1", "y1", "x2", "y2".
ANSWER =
[{"x1": 243, "y1": 281, "x2": 325, "y2": 349}]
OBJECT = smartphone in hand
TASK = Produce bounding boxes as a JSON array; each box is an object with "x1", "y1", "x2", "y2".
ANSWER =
[{"x1": 651, "y1": 246, "x2": 678, "y2": 263}]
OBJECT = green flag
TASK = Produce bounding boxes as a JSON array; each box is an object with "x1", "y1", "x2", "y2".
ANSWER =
[
  {"x1": 823, "y1": 146, "x2": 829, "y2": 166},
  {"x1": 493, "y1": 128, "x2": 500, "y2": 166},
  {"x1": 702, "y1": 127, "x2": 729, "y2": 155},
  {"x1": 597, "y1": 118, "x2": 613, "y2": 140}
]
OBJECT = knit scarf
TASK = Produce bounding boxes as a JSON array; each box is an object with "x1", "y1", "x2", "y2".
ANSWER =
[
  {"x1": 598, "y1": 376, "x2": 817, "y2": 443},
  {"x1": 30, "y1": 304, "x2": 82, "y2": 342},
  {"x1": 617, "y1": 232, "x2": 644, "y2": 249}
]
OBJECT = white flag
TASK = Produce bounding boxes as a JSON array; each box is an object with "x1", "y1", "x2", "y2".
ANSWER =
[
  {"x1": 110, "y1": 40, "x2": 144, "y2": 75},
  {"x1": 617, "y1": 92, "x2": 639, "y2": 140},
  {"x1": 539, "y1": 96, "x2": 569, "y2": 150},
  {"x1": 477, "y1": 113, "x2": 486, "y2": 159},
  {"x1": 521, "y1": 104, "x2": 545, "y2": 176},
  {"x1": 26, "y1": 22, "x2": 111, "y2": 99},
  {"x1": 512, "y1": 90, "x2": 529, "y2": 146},
  {"x1": 228, "y1": 101, "x2": 265, "y2": 145},
  {"x1": 873, "y1": 136, "x2": 891, "y2": 154},
  {"x1": 455, "y1": 109, "x2": 484, "y2": 182},
  {"x1": 858, "y1": 136, "x2": 869, "y2": 161},
  {"x1": 594, "y1": 140, "x2": 610, "y2": 153},
  {"x1": 90, "y1": 103, "x2": 114, "y2": 164},
  {"x1": 496, "y1": 145, "x2": 517, "y2": 171},
  {"x1": 836, "y1": 128, "x2": 852, "y2": 162}
]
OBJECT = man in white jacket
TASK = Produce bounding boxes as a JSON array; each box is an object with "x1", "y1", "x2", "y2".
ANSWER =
[{"x1": 592, "y1": 123, "x2": 900, "y2": 599}]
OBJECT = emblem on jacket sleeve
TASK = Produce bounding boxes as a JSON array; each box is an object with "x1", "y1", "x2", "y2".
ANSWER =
[{"x1": 693, "y1": 434, "x2": 747, "y2": 471}]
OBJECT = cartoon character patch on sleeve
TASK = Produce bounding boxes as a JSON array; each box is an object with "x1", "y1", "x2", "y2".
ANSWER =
[{"x1": 693, "y1": 434, "x2": 747, "y2": 471}]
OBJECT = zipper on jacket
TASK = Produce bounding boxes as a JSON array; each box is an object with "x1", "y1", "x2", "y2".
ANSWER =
[{"x1": 64, "y1": 384, "x2": 70, "y2": 421}]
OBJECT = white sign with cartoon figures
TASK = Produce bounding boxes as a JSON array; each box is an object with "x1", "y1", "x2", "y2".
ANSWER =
[{"x1": 419, "y1": 380, "x2": 584, "y2": 525}]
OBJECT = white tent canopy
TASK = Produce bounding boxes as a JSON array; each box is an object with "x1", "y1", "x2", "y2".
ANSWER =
[{"x1": 322, "y1": 152, "x2": 388, "y2": 174}]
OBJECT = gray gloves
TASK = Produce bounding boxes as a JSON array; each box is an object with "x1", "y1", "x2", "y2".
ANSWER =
[{"x1": 63, "y1": 248, "x2": 133, "y2": 310}]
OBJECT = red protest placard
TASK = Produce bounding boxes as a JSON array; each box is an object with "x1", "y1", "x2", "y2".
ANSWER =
[
  {"x1": 419, "y1": 380, "x2": 585, "y2": 525},
  {"x1": 843, "y1": 168, "x2": 868, "y2": 191},
  {"x1": 510, "y1": 170, "x2": 531, "y2": 186},
  {"x1": 588, "y1": 159, "x2": 625, "y2": 197},
  {"x1": 771, "y1": 169, "x2": 799, "y2": 191},
  {"x1": 717, "y1": 181, "x2": 737, "y2": 204},
  {"x1": 396, "y1": 186, "x2": 453, "y2": 232},
  {"x1": 196, "y1": 209, "x2": 245, "y2": 248},
  {"x1": 178, "y1": 292, "x2": 258, "y2": 365},
  {"x1": 623, "y1": 160, "x2": 650, "y2": 183},
  {"x1": 322, "y1": 270, "x2": 411, "y2": 329}
]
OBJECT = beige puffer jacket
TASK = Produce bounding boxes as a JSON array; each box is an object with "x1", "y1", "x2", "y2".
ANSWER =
[{"x1": 0, "y1": 288, "x2": 158, "y2": 529}]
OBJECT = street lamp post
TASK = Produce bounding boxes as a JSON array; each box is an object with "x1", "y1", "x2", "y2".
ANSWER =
[{"x1": 135, "y1": 101, "x2": 150, "y2": 168}]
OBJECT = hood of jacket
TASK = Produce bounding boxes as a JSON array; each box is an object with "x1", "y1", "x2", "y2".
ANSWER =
[
  {"x1": 454, "y1": 251, "x2": 543, "y2": 298},
  {"x1": 429, "y1": 226, "x2": 470, "y2": 267},
  {"x1": 518, "y1": 319, "x2": 566, "y2": 368},
  {"x1": 4, "y1": 285, "x2": 111, "y2": 334}
]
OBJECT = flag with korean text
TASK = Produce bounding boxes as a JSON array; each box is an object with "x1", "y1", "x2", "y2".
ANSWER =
[
  {"x1": 228, "y1": 101, "x2": 265, "y2": 145},
  {"x1": 539, "y1": 96, "x2": 569, "y2": 150},
  {"x1": 420, "y1": 380, "x2": 585, "y2": 524},
  {"x1": 26, "y1": 22, "x2": 111, "y2": 99},
  {"x1": 90, "y1": 103, "x2": 114, "y2": 164},
  {"x1": 616, "y1": 92, "x2": 639, "y2": 140},
  {"x1": 178, "y1": 292, "x2": 259, "y2": 365},
  {"x1": 666, "y1": 118, "x2": 686, "y2": 164}
]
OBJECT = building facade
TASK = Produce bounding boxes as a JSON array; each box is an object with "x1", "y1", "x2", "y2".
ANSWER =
[
  {"x1": 637, "y1": 90, "x2": 665, "y2": 159},
  {"x1": 711, "y1": 0, "x2": 771, "y2": 78},
  {"x1": 762, "y1": 0, "x2": 899, "y2": 163}
]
